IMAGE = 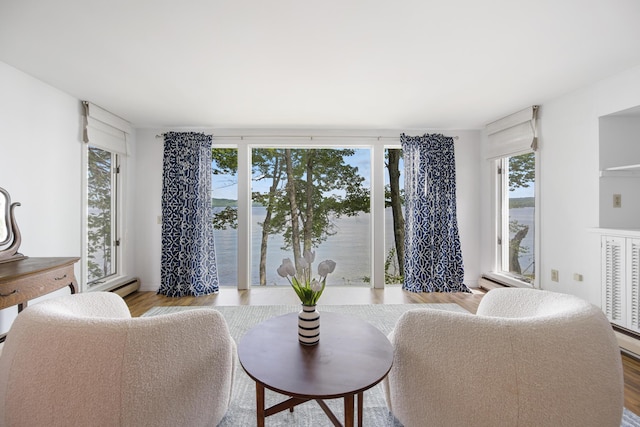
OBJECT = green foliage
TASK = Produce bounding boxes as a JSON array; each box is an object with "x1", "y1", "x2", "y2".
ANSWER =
[
  {"x1": 212, "y1": 206, "x2": 237, "y2": 230},
  {"x1": 211, "y1": 147, "x2": 371, "y2": 283},
  {"x1": 211, "y1": 148, "x2": 239, "y2": 229},
  {"x1": 263, "y1": 148, "x2": 370, "y2": 251},
  {"x1": 87, "y1": 147, "x2": 113, "y2": 282},
  {"x1": 289, "y1": 276, "x2": 326, "y2": 305},
  {"x1": 211, "y1": 148, "x2": 238, "y2": 175},
  {"x1": 508, "y1": 152, "x2": 535, "y2": 191}
]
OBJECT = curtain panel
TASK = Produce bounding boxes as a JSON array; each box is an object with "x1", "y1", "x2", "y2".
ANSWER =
[
  {"x1": 401, "y1": 133, "x2": 469, "y2": 293},
  {"x1": 159, "y1": 132, "x2": 219, "y2": 297}
]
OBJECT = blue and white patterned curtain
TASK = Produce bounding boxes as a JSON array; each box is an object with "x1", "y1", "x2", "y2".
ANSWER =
[
  {"x1": 401, "y1": 133, "x2": 469, "y2": 293},
  {"x1": 159, "y1": 132, "x2": 219, "y2": 297}
]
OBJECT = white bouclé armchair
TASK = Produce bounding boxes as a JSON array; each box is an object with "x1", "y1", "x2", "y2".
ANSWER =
[
  {"x1": 383, "y1": 288, "x2": 624, "y2": 427},
  {"x1": 0, "y1": 292, "x2": 236, "y2": 427}
]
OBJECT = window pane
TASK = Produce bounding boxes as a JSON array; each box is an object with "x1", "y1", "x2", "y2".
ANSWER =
[
  {"x1": 87, "y1": 146, "x2": 115, "y2": 283},
  {"x1": 211, "y1": 148, "x2": 238, "y2": 287},
  {"x1": 251, "y1": 148, "x2": 371, "y2": 286},
  {"x1": 385, "y1": 148, "x2": 404, "y2": 285},
  {"x1": 504, "y1": 152, "x2": 535, "y2": 282}
]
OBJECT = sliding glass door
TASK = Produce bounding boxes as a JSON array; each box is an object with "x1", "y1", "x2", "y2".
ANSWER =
[{"x1": 211, "y1": 139, "x2": 405, "y2": 288}]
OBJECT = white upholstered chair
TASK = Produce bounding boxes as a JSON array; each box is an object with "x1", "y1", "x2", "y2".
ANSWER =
[
  {"x1": 383, "y1": 288, "x2": 624, "y2": 427},
  {"x1": 0, "y1": 292, "x2": 236, "y2": 427}
]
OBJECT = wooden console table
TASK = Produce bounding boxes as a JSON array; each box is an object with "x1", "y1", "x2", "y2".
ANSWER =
[{"x1": 0, "y1": 257, "x2": 79, "y2": 341}]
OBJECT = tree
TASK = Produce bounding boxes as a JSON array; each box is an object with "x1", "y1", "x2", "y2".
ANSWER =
[
  {"x1": 507, "y1": 152, "x2": 535, "y2": 276},
  {"x1": 386, "y1": 149, "x2": 404, "y2": 279},
  {"x1": 509, "y1": 221, "x2": 529, "y2": 275},
  {"x1": 508, "y1": 152, "x2": 534, "y2": 191},
  {"x1": 87, "y1": 147, "x2": 113, "y2": 281},
  {"x1": 270, "y1": 149, "x2": 370, "y2": 273},
  {"x1": 211, "y1": 148, "x2": 239, "y2": 231},
  {"x1": 252, "y1": 149, "x2": 284, "y2": 285},
  {"x1": 210, "y1": 147, "x2": 370, "y2": 285}
]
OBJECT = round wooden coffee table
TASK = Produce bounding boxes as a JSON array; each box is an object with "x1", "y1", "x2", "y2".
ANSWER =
[{"x1": 237, "y1": 311, "x2": 394, "y2": 427}]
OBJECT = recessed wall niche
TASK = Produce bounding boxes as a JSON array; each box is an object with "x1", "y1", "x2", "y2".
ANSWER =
[{"x1": 599, "y1": 106, "x2": 640, "y2": 229}]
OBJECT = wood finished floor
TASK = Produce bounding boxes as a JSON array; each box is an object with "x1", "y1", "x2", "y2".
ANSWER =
[{"x1": 124, "y1": 286, "x2": 640, "y2": 416}]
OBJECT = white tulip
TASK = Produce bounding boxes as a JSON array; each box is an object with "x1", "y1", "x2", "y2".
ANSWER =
[
  {"x1": 277, "y1": 258, "x2": 296, "y2": 277},
  {"x1": 303, "y1": 249, "x2": 316, "y2": 264},
  {"x1": 310, "y1": 279, "x2": 322, "y2": 292},
  {"x1": 318, "y1": 260, "x2": 336, "y2": 278}
]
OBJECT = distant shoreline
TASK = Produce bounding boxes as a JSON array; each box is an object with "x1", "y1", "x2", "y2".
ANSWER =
[
  {"x1": 214, "y1": 197, "x2": 535, "y2": 209},
  {"x1": 212, "y1": 198, "x2": 262, "y2": 208}
]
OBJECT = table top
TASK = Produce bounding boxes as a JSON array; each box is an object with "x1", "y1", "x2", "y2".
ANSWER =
[
  {"x1": 238, "y1": 311, "x2": 394, "y2": 399},
  {"x1": 0, "y1": 257, "x2": 80, "y2": 281}
]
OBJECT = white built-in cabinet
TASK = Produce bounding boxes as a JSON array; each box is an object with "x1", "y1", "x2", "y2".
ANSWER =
[
  {"x1": 601, "y1": 232, "x2": 640, "y2": 332},
  {"x1": 597, "y1": 109, "x2": 640, "y2": 334}
]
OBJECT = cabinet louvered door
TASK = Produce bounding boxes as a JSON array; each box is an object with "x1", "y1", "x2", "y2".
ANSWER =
[
  {"x1": 602, "y1": 236, "x2": 625, "y2": 326},
  {"x1": 627, "y1": 238, "x2": 640, "y2": 332}
]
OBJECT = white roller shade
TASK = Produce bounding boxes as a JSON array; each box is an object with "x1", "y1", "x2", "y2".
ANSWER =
[
  {"x1": 485, "y1": 106, "x2": 539, "y2": 159},
  {"x1": 82, "y1": 102, "x2": 131, "y2": 155}
]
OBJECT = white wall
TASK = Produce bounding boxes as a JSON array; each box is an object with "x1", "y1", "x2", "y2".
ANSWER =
[
  {"x1": 0, "y1": 61, "x2": 137, "y2": 332},
  {"x1": 480, "y1": 64, "x2": 640, "y2": 306},
  {"x1": 133, "y1": 130, "x2": 482, "y2": 291},
  {"x1": 454, "y1": 130, "x2": 482, "y2": 288},
  {"x1": 0, "y1": 61, "x2": 82, "y2": 332},
  {"x1": 133, "y1": 129, "x2": 163, "y2": 291}
]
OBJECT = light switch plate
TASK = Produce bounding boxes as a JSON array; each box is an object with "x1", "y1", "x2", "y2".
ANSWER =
[{"x1": 614, "y1": 194, "x2": 622, "y2": 208}]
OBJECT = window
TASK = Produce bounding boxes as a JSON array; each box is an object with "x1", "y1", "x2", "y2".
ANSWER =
[
  {"x1": 496, "y1": 152, "x2": 536, "y2": 284},
  {"x1": 86, "y1": 146, "x2": 119, "y2": 285},
  {"x1": 82, "y1": 101, "x2": 131, "y2": 290},
  {"x1": 211, "y1": 138, "x2": 398, "y2": 289},
  {"x1": 384, "y1": 148, "x2": 404, "y2": 285},
  {"x1": 211, "y1": 148, "x2": 239, "y2": 287}
]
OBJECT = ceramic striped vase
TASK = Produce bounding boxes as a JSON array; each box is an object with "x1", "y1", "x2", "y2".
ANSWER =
[{"x1": 298, "y1": 304, "x2": 320, "y2": 345}]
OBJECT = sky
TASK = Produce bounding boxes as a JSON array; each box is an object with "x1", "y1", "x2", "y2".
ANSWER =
[
  {"x1": 212, "y1": 148, "x2": 374, "y2": 200},
  {"x1": 211, "y1": 148, "x2": 534, "y2": 200}
]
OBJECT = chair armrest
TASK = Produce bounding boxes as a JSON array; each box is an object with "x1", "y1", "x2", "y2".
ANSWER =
[{"x1": 33, "y1": 291, "x2": 132, "y2": 319}]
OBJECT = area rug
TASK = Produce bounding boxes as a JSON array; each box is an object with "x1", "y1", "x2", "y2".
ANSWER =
[{"x1": 142, "y1": 304, "x2": 640, "y2": 427}]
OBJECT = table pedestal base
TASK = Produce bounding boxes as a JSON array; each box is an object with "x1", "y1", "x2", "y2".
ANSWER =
[{"x1": 256, "y1": 383, "x2": 364, "y2": 427}]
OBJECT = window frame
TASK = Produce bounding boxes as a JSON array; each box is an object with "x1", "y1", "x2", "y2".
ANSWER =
[
  {"x1": 81, "y1": 144, "x2": 125, "y2": 291},
  {"x1": 213, "y1": 137, "x2": 394, "y2": 290},
  {"x1": 488, "y1": 150, "x2": 540, "y2": 288}
]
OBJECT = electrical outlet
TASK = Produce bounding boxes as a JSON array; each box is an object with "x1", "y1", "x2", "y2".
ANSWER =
[
  {"x1": 551, "y1": 269, "x2": 559, "y2": 282},
  {"x1": 573, "y1": 273, "x2": 583, "y2": 282},
  {"x1": 613, "y1": 194, "x2": 622, "y2": 208}
]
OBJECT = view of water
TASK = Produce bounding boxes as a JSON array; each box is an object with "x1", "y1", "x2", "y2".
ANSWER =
[
  {"x1": 213, "y1": 206, "x2": 534, "y2": 286},
  {"x1": 213, "y1": 206, "x2": 398, "y2": 287}
]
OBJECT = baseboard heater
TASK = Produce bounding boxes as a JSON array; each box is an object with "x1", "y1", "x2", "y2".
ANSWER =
[
  {"x1": 612, "y1": 325, "x2": 640, "y2": 360},
  {"x1": 477, "y1": 275, "x2": 510, "y2": 291},
  {"x1": 108, "y1": 277, "x2": 140, "y2": 298}
]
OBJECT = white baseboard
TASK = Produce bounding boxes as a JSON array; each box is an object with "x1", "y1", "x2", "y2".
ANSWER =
[{"x1": 615, "y1": 330, "x2": 640, "y2": 358}]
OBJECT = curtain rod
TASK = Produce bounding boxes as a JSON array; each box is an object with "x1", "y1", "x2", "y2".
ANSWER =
[{"x1": 154, "y1": 133, "x2": 459, "y2": 140}]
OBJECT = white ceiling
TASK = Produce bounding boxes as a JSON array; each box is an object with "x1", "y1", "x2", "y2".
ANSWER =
[{"x1": 1, "y1": 0, "x2": 640, "y2": 130}]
